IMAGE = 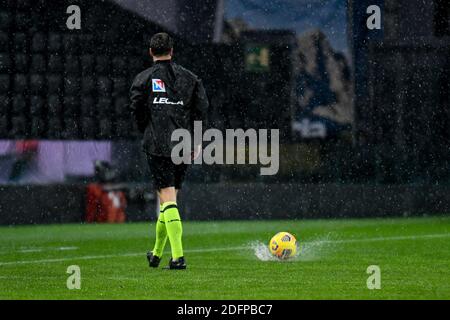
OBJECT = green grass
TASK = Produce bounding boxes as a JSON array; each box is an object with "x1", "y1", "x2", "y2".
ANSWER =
[{"x1": 0, "y1": 217, "x2": 449, "y2": 299}]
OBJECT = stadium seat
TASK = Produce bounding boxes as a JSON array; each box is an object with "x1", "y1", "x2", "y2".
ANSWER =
[
  {"x1": 14, "y1": 12, "x2": 31, "y2": 31},
  {"x1": 81, "y1": 55, "x2": 95, "y2": 75},
  {"x1": 47, "y1": 33, "x2": 62, "y2": 52},
  {"x1": 30, "y1": 117, "x2": 45, "y2": 136},
  {"x1": 97, "y1": 77, "x2": 112, "y2": 96},
  {"x1": 12, "y1": 95, "x2": 27, "y2": 114},
  {"x1": 81, "y1": 117, "x2": 96, "y2": 138},
  {"x1": 47, "y1": 94, "x2": 62, "y2": 114},
  {"x1": 0, "y1": 74, "x2": 9, "y2": 93},
  {"x1": 47, "y1": 54, "x2": 63, "y2": 73},
  {"x1": 116, "y1": 119, "x2": 131, "y2": 137},
  {"x1": 30, "y1": 95, "x2": 44, "y2": 115},
  {"x1": 47, "y1": 74, "x2": 63, "y2": 94},
  {"x1": 80, "y1": 34, "x2": 95, "y2": 54},
  {"x1": 10, "y1": 116, "x2": 27, "y2": 137},
  {"x1": 0, "y1": 12, "x2": 11, "y2": 30},
  {"x1": 95, "y1": 56, "x2": 110, "y2": 74},
  {"x1": 30, "y1": 54, "x2": 46, "y2": 73},
  {"x1": 114, "y1": 96, "x2": 128, "y2": 116},
  {"x1": 31, "y1": 33, "x2": 46, "y2": 53},
  {"x1": 112, "y1": 77, "x2": 128, "y2": 95},
  {"x1": 13, "y1": 74, "x2": 27, "y2": 93},
  {"x1": 0, "y1": 117, "x2": 8, "y2": 137},
  {"x1": 29, "y1": 10, "x2": 47, "y2": 32},
  {"x1": 64, "y1": 56, "x2": 80, "y2": 75},
  {"x1": 46, "y1": 117, "x2": 63, "y2": 139},
  {"x1": 0, "y1": 53, "x2": 11, "y2": 72},
  {"x1": 112, "y1": 56, "x2": 127, "y2": 75},
  {"x1": 15, "y1": 0, "x2": 32, "y2": 10},
  {"x1": 13, "y1": 33, "x2": 28, "y2": 53},
  {"x1": 0, "y1": 95, "x2": 10, "y2": 115},
  {"x1": 64, "y1": 76, "x2": 80, "y2": 95},
  {"x1": 80, "y1": 96, "x2": 95, "y2": 117},
  {"x1": 14, "y1": 54, "x2": 29, "y2": 73},
  {"x1": 97, "y1": 97, "x2": 112, "y2": 116},
  {"x1": 62, "y1": 34, "x2": 80, "y2": 54},
  {"x1": 81, "y1": 76, "x2": 95, "y2": 94},
  {"x1": 29, "y1": 74, "x2": 45, "y2": 94},
  {"x1": 63, "y1": 118, "x2": 79, "y2": 138},
  {"x1": 98, "y1": 118, "x2": 113, "y2": 138},
  {"x1": 63, "y1": 95, "x2": 80, "y2": 117},
  {"x1": 128, "y1": 56, "x2": 143, "y2": 74},
  {"x1": 0, "y1": 32, "x2": 9, "y2": 51}
]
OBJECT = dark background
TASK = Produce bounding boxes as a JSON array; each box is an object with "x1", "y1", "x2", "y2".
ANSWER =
[{"x1": 0, "y1": 0, "x2": 449, "y2": 223}]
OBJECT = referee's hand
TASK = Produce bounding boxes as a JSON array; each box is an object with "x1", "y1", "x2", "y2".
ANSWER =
[{"x1": 192, "y1": 145, "x2": 202, "y2": 160}]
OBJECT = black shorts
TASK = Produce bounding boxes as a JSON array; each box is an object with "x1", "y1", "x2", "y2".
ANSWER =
[{"x1": 146, "y1": 154, "x2": 188, "y2": 190}]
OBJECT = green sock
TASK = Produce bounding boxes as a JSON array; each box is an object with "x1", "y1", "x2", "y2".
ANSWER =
[
  {"x1": 152, "y1": 205, "x2": 168, "y2": 257},
  {"x1": 162, "y1": 201, "x2": 183, "y2": 259}
]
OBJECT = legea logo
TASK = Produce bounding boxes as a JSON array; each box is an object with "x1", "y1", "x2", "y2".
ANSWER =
[
  {"x1": 153, "y1": 97, "x2": 184, "y2": 105},
  {"x1": 171, "y1": 121, "x2": 279, "y2": 176}
]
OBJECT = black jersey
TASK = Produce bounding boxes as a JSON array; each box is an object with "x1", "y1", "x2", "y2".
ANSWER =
[{"x1": 129, "y1": 60, "x2": 209, "y2": 156}]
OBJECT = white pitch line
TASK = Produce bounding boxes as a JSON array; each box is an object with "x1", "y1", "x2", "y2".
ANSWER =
[
  {"x1": 0, "y1": 233, "x2": 448, "y2": 267},
  {"x1": 0, "y1": 246, "x2": 79, "y2": 255},
  {"x1": 0, "y1": 246, "x2": 247, "y2": 266},
  {"x1": 315, "y1": 233, "x2": 450, "y2": 244}
]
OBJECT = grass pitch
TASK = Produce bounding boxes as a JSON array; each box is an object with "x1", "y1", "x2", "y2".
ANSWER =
[{"x1": 0, "y1": 217, "x2": 449, "y2": 299}]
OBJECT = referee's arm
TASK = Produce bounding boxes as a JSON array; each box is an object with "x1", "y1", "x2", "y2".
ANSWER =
[{"x1": 129, "y1": 74, "x2": 149, "y2": 133}]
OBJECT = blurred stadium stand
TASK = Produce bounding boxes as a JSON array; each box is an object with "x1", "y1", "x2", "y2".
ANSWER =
[
  {"x1": 349, "y1": 0, "x2": 450, "y2": 184},
  {"x1": 0, "y1": 0, "x2": 449, "y2": 224},
  {"x1": 0, "y1": 0, "x2": 295, "y2": 141},
  {"x1": 0, "y1": 0, "x2": 164, "y2": 139}
]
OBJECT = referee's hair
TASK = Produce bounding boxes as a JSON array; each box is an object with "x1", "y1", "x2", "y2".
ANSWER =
[{"x1": 150, "y1": 33, "x2": 174, "y2": 56}]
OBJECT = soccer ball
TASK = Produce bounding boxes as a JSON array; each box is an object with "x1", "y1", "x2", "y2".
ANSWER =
[{"x1": 269, "y1": 232, "x2": 298, "y2": 260}]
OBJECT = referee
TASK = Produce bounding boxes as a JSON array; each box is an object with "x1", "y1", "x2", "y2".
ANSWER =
[{"x1": 129, "y1": 33, "x2": 209, "y2": 269}]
